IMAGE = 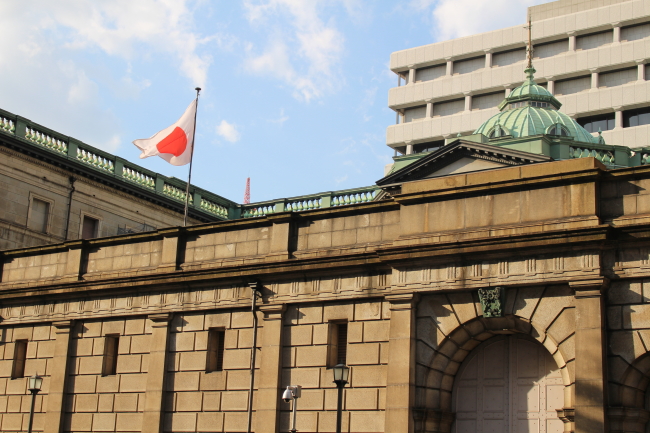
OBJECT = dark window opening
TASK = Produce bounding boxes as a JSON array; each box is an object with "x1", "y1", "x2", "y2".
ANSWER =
[
  {"x1": 12, "y1": 340, "x2": 27, "y2": 379},
  {"x1": 509, "y1": 101, "x2": 553, "y2": 109},
  {"x1": 624, "y1": 106, "x2": 650, "y2": 128},
  {"x1": 577, "y1": 113, "x2": 615, "y2": 133},
  {"x1": 414, "y1": 140, "x2": 444, "y2": 154},
  {"x1": 328, "y1": 322, "x2": 348, "y2": 367},
  {"x1": 548, "y1": 125, "x2": 570, "y2": 136},
  {"x1": 206, "y1": 329, "x2": 225, "y2": 372},
  {"x1": 102, "y1": 334, "x2": 119, "y2": 376},
  {"x1": 82, "y1": 216, "x2": 99, "y2": 239}
]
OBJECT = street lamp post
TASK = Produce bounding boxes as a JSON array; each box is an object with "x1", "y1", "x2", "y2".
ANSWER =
[
  {"x1": 332, "y1": 364, "x2": 349, "y2": 433},
  {"x1": 281, "y1": 385, "x2": 302, "y2": 433},
  {"x1": 27, "y1": 374, "x2": 43, "y2": 433}
]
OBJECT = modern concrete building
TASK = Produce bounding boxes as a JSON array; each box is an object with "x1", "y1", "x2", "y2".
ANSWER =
[{"x1": 387, "y1": 0, "x2": 650, "y2": 156}]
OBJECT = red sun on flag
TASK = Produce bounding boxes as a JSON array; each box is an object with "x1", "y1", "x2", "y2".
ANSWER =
[
  {"x1": 156, "y1": 127, "x2": 188, "y2": 157},
  {"x1": 132, "y1": 99, "x2": 197, "y2": 166}
]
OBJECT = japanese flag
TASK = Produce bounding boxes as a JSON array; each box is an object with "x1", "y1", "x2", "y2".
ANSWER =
[{"x1": 133, "y1": 100, "x2": 197, "y2": 166}]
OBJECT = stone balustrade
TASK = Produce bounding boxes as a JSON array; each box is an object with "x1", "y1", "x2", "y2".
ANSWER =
[
  {"x1": 0, "y1": 108, "x2": 381, "y2": 224},
  {"x1": 0, "y1": 108, "x2": 238, "y2": 222},
  {"x1": 241, "y1": 187, "x2": 379, "y2": 218},
  {"x1": 0, "y1": 116, "x2": 15, "y2": 135}
]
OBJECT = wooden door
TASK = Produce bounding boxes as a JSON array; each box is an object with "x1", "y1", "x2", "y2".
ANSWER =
[{"x1": 453, "y1": 334, "x2": 564, "y2": 433}]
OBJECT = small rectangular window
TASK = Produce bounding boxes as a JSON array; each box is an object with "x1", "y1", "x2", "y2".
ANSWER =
[
  {"x1": 624, "y1": 106, "x2": 650, "y2": 128},
  {"x1": 82, "y1": 216, "x2": 99, "y2": 239},
  {"x1": 28, "y1": 198, "x2": 50, "y2": 233},
  {"x1": 12, "y1": 340, "x2": 27, "y2": 379},
  {"x1": 102, "y1": 334, "x2": 119, "y2": 376},
  {"x1": 577, "y1": 113, "x2": 616, "y2": 133},
  {"x1": 206, "y1": 329, "x2": 225, "y2": 372},
  {"x1": 327, "y1": 322, "x2": 348, "y2": 367}
]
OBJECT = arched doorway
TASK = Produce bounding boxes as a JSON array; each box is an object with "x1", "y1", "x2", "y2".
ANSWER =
[{"x1": 452, "y1": 334, "x2": 564, "y2": 433}]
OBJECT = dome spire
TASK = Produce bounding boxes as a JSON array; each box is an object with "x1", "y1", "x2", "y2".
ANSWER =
[
  {"x1": 525, "y1": 15, "x2": 534, "y2": 70},
  {"x1": 524, "y1": 14, "x2": 536, "y2": 81}
]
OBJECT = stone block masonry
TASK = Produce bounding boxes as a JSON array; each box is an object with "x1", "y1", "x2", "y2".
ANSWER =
[{"x1": 2, "y1": 158, "x2": 650, "y2": 432}]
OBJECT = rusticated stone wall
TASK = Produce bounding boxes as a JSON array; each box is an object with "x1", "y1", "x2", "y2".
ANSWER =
[{"x1": 1, "y1": 158, "x2": 650, "y2": 432}]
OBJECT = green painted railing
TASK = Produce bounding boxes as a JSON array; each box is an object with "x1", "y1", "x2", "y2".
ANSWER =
[
  {"x1": 0, "y1": 108, "x2": 238, "y2": 221},
  {"x1": 0, "y1": 108, "x2": 383, "y2": 222},
  {"x1": 241, "y1": 186, "x2": 380, "y2": 218}
]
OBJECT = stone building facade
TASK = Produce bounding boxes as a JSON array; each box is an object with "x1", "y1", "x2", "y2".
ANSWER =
[
  {"x1": 0, "y1": 107, "x2": 237, "y2": 251},
  {"x1": 1, "y1": 154, "x2": 650, "y2": 432},
  {"x1": 6, "y1": 0, "x2": 650, "y2": 432}
]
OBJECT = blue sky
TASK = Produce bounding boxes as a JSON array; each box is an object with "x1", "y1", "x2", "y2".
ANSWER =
[{"x1": 1, "y1": 0, "x2": 544, "y2": 203}]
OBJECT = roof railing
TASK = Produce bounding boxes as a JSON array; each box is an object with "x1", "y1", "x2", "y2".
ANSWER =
[
  {"x1": 0, "y1": 108, "x2": 238, "y2": 221},
  {"x1": 0, "y1": 107, "x2": 382, "y2": 222},
  {"x1": 241, "y1": 186, "x2": 380, "y2": 218}
]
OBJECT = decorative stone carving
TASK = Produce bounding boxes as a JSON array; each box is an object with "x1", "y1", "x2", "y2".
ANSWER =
[{"x1": 478, "y1": 286, "x2": 504, "y2": 317}]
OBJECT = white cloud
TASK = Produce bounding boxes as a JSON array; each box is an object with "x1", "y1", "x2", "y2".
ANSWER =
[
  {"x1": 243, "y1": 0, "x2": 346, "y2": 101},
  {"x1": 216, "y1": 120, "x2": 241, "y2": 143},
  {"x1": 428, "y1": 0, "x2": 547, "y2": 41},
  {"x1": 268, "y1": 109, "x2": 290, "y2": 125},
  {"x1": 0, "y1": 0, "x2": 223, "y2": 153}
]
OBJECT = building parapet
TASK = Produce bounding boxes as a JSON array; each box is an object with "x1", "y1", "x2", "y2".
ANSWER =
[
  {"x1": 0, "y1": 107, "x2": 381, "y2": 223},
  {"x1": 241, "y1": 186, "x2": 380, "y2": 218}
]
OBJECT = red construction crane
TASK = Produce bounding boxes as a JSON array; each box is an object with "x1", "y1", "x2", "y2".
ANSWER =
[{"x1": 243, "y1": 177, "x2": 250, "y2": 204}]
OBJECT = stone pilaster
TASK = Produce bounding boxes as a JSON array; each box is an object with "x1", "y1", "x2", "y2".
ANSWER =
[
  {"x1": 158, "y1": 229, "x2": 181, "y2": 273},
  {"x1": 43, "y1": 320, "x2": 74, "y2": 433},
  {"x1": 570, "y1": 278, "x2": 609, "y2": 433},
  {"x1": 255, "y1": 304, "x2": 286, "y2": 433},
  {"x1": 62, "y1": 241, "x2": 84, "y2": 282},
  {"x1": 142, "y1": 313, "x2": 172, "y2": 433},
  {"x1": 385, "y1": 293, "x2": 419, "y2": 433},
  {"x1": 266, "y1": 214, "x2": 293, "y2": 261}
]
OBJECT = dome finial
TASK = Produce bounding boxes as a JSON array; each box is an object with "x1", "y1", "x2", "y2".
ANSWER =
[
  {"x1": 525, "y1": 14, "x2": 534, "y2": 69},
  {"x1": 524, "y1": 15, "x2": 535, "y2": 81}
]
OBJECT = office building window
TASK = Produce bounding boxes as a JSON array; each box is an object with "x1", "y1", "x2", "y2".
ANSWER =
[
  {"x1": 328, "y1": 322, "x2": 348, "y2": 367},
  {"x1": 624, "y1": 107, "x2": 650, "y2": 128},
  {"x1": 577, "y1": 113, "x2": 615, "y2": 133},
  {"x1": 206, "y1": 329, "x2": 225, "y2": 372},
  {"x1": 12, "y1": 340, "x2": 28, "y2": 379},
  {"x1": 414, "y1": 140, "x2": 444, "y2": 154},
  {"x1": 102, "y1": 334, "x2": 120, "y2": 376}
]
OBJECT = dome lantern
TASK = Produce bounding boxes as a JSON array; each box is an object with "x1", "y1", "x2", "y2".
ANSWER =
[{"x1": 474, "y1": 66, "x2": 601, "y2": 145}]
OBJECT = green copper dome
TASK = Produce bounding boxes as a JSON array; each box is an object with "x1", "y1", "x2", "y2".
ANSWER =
[{"x1": 474, "y1": 67, "x2": 601, "y2": 145}]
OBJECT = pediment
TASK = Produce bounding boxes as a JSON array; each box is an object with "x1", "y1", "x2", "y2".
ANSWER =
[{"x1": 376, "y1": 139, "x2": 552, "y2": 188}]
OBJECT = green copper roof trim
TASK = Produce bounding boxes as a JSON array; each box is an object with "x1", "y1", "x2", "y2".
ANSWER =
[
  {"x1": 498, "y1": 67, "x2": 562, "y2": 110},
  {"x1": 384, "y1": 153, "x2": 429, "y2": 176}
]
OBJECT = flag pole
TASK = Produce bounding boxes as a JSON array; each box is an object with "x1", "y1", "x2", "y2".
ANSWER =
[{"x1": 183, "y1": 87, "x2": 201, "y2": 227}]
